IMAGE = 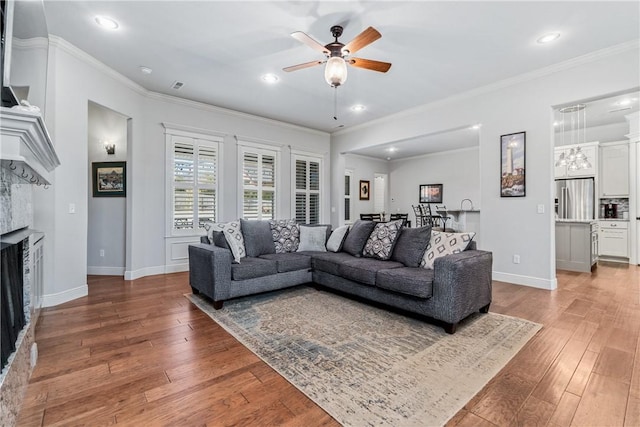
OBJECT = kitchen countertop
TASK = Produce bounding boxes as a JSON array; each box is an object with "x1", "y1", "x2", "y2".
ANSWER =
[
  {"x1": 555, "y1": 219, "x2": 597, "y2": 224},
  {"x1": 598, "y1": 218, "x2": 630, "y2": 222}
]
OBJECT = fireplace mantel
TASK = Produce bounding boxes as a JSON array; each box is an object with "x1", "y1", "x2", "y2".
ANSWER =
[{"x1": 0, "y1": 107, "x2": 60, "y2": 185}]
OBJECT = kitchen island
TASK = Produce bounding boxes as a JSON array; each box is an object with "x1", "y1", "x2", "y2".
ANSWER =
[{"x1": 555, "y1": 220, "x2": 598, "y2": 273}]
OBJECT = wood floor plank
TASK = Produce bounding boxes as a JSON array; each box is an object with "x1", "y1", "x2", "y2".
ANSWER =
[{"x1": 15, "y1": 263, "x2": 640, "y2": 427}]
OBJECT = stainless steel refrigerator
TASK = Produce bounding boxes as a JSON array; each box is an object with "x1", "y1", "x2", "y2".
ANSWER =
[{"x1": 555, "y1": 177, "x2": 595, "y2": 220}]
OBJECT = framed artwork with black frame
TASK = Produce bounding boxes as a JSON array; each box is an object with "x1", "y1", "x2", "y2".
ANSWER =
[
  {"x1": 419, "y1": 184, "x2": 443, "y2": 204},
  {"x1": 500, "y1": 131, "x2": 526, "y2": 197},
  {"x1": 92, "y1": 161, "x2": 126, "y2": 197},
  {"x1": 359, "y1": 180, "x2": 370, "y2": 200}
]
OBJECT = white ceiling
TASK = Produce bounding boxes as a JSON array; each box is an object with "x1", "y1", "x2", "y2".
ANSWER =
[{"x1": 41, "y1": 1, "x2": 639, "y2": 135}]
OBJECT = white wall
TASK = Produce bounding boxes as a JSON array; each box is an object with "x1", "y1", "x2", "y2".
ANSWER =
[
  {"x1": 344, "y1": 155, "x2": 389, "y2": 221},
  {"x1": 331, "y1": 42, "x2": 640, "y2": 290},
  {"x1": 34, "y1": 36, "x2": 330, "y2": 306},
  {"x1": 388, "y1": 147, "x2": 480, "y2": 219},
  {"x1": 87, "y1": 102, "x2": 127, "y2": 274}
]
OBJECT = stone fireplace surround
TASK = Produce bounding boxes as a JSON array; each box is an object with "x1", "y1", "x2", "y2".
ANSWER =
[{"x1": 0, "y1": 107, "x2": 59, "y2": 426}]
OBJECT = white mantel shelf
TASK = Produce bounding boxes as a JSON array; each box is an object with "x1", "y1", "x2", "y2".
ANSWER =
[{"x1": 0, "y1": 107, "x2": 60, "y2": 184}]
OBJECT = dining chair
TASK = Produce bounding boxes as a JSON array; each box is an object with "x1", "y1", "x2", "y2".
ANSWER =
[
  {"x1": 389, "y1": 213, "x2": 409, "y2": 227},
  {"x1": 412, "y1": 205, "x2": 423, "y2": 227},
  {"x1": 360, "y1": 213, "x2": 382, "y2": 221}
]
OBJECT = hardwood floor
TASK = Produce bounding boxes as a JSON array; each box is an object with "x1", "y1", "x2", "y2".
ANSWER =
[{"x1": 16, "y1": 262, "x2": 640, "y2": 426}]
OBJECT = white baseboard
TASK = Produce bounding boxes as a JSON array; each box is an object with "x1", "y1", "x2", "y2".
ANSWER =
[
  {"x1": 124, "y1": 265, "x2": 165, "y2": 281},
  {"x1": 42, "y1": 284, "x2": 88, "y2": 307},
  {"x1": 165, "y1": 263, "x2": 189, "y2": 274},
  {"x1": 492, "y1": 271, "x2": 557, "y2": 290},
  {"x1": 87, "y1": 266, "x2": 125, "y2": 276}
]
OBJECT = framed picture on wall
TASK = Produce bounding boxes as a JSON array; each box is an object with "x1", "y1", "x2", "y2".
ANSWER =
[
  {"x1": 92, "y1": 161, "x2": 126, "y2": 197},
  {"x1": 359, "y1": 180, "x2": 370, "y2": 200},
  {"x1": 500, "y1": 131, "x2": 526, "y2": 197},
  {"x1": 419, "y1": 184, "x2": 443, "y2": 204}
]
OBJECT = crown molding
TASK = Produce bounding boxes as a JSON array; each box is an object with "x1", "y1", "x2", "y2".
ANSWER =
[
  {"x1": 48, "y1": 36, "x2": 329, "y2": 138},
  {"x1": 334, "y1": 39, "x2": 640, "y2": 137}
]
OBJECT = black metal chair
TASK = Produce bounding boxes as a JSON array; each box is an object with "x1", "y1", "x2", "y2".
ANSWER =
[
  {"x1": 420, "y1": 204, "x2": 442, "y2": 229},
  {"x1": 412, "y1": 205, "x2": 424, "y2": 227},
  {"x1": 360, "y1": 213, "x2": 382, "y2": 221},
  {"x1": 435, "y1": 205, "x2": 454, "y2": 231},
  {"x1": 389, "y1": 213, "x2": 409, "y2": 227}
]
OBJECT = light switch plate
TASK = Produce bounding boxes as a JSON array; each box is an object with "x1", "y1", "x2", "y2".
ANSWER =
[
  {"x1": 537, "y1": 204, "x2": 544, "y2": 214},
  {"x1": 68, "y1": 203, "x2": 76, "y2": 214}
]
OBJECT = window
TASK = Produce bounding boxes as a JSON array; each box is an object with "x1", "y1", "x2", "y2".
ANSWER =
[
  {"x1": 344, "y1": 170, "x2": 353, "y2": 223},
  {"x1": 239, "y1": 144, "x2": 278, "y2": 220},
  {"x1": 167, "y1": 132, "x2": 221, "y2": 235},
  {"x1": 293, "y1": 153, "x2": 322, "y2": 224}
]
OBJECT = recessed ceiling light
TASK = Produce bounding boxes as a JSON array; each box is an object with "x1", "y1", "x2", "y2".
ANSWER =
[
  {"x1": 262, "y1": 74, "x2": 279, "y2": 83},
  {"x1": 95, "y1": 15, "x2": 119, "y2": 30},
  {"x1": 386, "y1": 147, "x2": 397, "y2": 152},
  {"x1": 471, "y1": 124, "x2": 482, "y2": 130},
  {"x1": 618, "y1": 98, "x2": 633, "y2": 106},
  {"x1": 386, "y1": 156, "x2": 391, "y2": 161},
  {"x1": 351, "y1": 104, "x2": 366, "y2": 112},
  {"x1": 537, "y1": 32, "x2": 560, "y2": 44},
  {"x1": 139, "y1": 66, "x2": 153, "y2": 75}
]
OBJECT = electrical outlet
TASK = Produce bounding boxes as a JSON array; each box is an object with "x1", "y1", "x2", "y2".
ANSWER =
[
  {"x1": 68, "y1": 203, "x2": 76, "y2": 214},
  {"x1": 99, "y1": 249, "x2": 105, "y2": 257},
  {"x1": 513, "y1": 254, "x2": 520, "y2": 264}
]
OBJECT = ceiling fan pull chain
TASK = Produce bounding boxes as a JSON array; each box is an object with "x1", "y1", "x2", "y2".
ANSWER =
[{"x1": 333, "y1": 87, "x2": 338, "y2": 121}]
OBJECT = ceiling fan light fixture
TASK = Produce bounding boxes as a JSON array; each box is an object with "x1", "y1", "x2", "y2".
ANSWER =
[{"x1": 325, "y1": 56, "x2": 347, "y2": 87}]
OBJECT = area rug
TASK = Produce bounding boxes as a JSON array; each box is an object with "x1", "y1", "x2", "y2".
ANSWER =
[{"x1": 186, "y1": 287, "x2": 541, "y2": 427}]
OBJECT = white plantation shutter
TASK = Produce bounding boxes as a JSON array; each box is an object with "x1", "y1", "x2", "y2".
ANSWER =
[
  {"x1": 240, "y1": 146, "x2": 278, "y2": 220},
  {"x1": 292, "y1": 153, "x2": 323, "y2": 224},
  {"x1": 344, "y1": 170, "x2": 352, "y2": 222},
  {"x1": 168, "y1": 133, "x2": 220, "y2": 234}
]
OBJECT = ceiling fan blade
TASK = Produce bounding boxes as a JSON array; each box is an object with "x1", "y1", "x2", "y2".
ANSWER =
[
  {"x1": 343, "y1": 27, "x2": 381, "y2": 55},
  {"x1": 283, "y1": 60, "x2": 325, "y2": 72},
  {"x1": 348, "y1": 58, "x2": 392, "y2": 73},
  {"x1": 291, "y1": 31, "x2": 329, "y2": 55}
]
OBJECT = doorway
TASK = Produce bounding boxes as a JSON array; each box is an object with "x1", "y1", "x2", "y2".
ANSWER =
[{"x1": 87, "y1": 101, "x2": 129, "y2": 276}]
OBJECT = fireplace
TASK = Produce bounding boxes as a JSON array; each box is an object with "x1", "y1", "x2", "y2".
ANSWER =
[{"x1": 1, "y1": 239, "x2": 26, "y2": 369}]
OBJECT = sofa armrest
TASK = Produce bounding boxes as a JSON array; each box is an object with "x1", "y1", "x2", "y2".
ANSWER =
[
  {"x1": 188, "y1": 243, "x2": 232, "y2": 302},
  {"x1": 432, "y1": 249, "x2": 493, "y2": 323}
]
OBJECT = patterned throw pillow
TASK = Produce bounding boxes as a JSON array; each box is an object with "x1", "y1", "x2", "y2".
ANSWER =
[
  {"x1": 269, "y1": 219, "x2": 300, "y2": 253},
  {"x1": 203, "y1": 221, "x2": 246, "y2": 263},
  {"x1": 420, "y1": 231, "x2": 476, "y2": 269},
  {"x1": 362, "y1": 220, "x2": 403, "y2": 260}
]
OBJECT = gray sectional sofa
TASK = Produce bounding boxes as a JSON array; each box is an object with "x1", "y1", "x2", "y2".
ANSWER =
[{"x1": 188, "y1": 219, "x2": 493, "y2": 334}]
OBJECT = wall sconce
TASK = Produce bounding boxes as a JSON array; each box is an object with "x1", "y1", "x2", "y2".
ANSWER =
[{"x1": 104, "y1": 140, "x2": 116, "y2": 155}]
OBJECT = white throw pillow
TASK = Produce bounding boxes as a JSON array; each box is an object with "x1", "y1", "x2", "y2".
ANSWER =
[
  {"x1": 297, "y1": 225, "x2": 328, "y2": 252},
  {"x1": 326, "y1": 225, "x2": 349, "y2": 252},
  {"x1": 420, "y1": 231, "x2": 476, "y2": 269},
  {"x1": 203, "y1": 220, "x2": 246, "y2": 263}
]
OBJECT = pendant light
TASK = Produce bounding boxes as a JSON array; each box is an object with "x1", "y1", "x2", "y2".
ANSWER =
[{"x1": 555, "y1": 104, "x2": 592, "y2": 170}]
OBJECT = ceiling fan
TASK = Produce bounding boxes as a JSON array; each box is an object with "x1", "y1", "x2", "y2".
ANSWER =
[{"x1": 284, "y1": 25, "x2": 392, "y2": 87}]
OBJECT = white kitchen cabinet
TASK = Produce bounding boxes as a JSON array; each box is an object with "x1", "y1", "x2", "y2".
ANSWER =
[
  {"x1": 599, "y1": 142, "x2": 629, "y2": 197},
  {"x1": 554, "y1": 143, "x2": 598, "y2": 179},
  {"x1": 598, "y1": 220, "x2": 628, "y2": 258}
]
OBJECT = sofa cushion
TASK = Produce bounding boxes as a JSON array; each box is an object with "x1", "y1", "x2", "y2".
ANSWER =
[
  {"x1": 311, "y1": 252, "x2": 356, "y2": 276},
  {"x1": 297, "y1": 225, "x2": 328, "y2": 252},
  {"x1": 421, "y1": 231, "x2": 476, "y2": 269},
  {"x1": 326, "y1": 225, "x2": 349, "y2": 252},
  {"x1": 241, "y1": 219, "x2": 276, "y2": 257},
  {"x1": 259, "y1": 253, "x2": 311, "y2": 273},
  {"x1": 391, "y1": 226, "x2": 432, "y2": 268},
  {"x1": 338, "y1": 257, "x2": 404, "y2": 286},
  {"x1": 376, "y1": 267, "x2": 434, "y2": 299},
  {"x1": 231, "y1": 257, "x2": 277, "y2": 280},
  {"x1": 269, "y1": 219, "x2": 300, "y2": 253},
  {"x1": 341, "y1": 220, "x2": 376, "y2": 257},
  {"x1": 299, "y1": 223, "x2": 333, "y2": 243},
  {"x1": 363, "y1": 220, "x2": 403, "y2": 260}
]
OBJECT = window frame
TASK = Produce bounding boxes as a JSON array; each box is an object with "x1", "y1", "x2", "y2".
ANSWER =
[
  {"x1": 344, "y1": 169, "x2": 353, "y2": 224},
  {"x1": 291, "y1": 151, "x2": 324, "y2": 224},
  {"x1": 237, "y1": 140, "x2": 281, "y2": 221},
  {"x1": 164, "y1": 124, "x2": 224, "y2": 237}
]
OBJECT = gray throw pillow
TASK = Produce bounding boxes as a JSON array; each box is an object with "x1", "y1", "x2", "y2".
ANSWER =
[
  {"x1": 241, "y1": 219, "x2": 276, "y2": 257},
  {"x1": 341, "y1": 220, "x2": 376, "y2": 257},
  {"x1": 297, "y1": 225, "x2": 328, "y2": 252},
  {"x1": 391, "y1": 225, "x2": 432, "y2": 267},
  {"x1": 326, "y1": 225, "x2": 349, "y2": 252},
  {"x1": 212, "y1": 231, "x2": 230, "y2": 249}
]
